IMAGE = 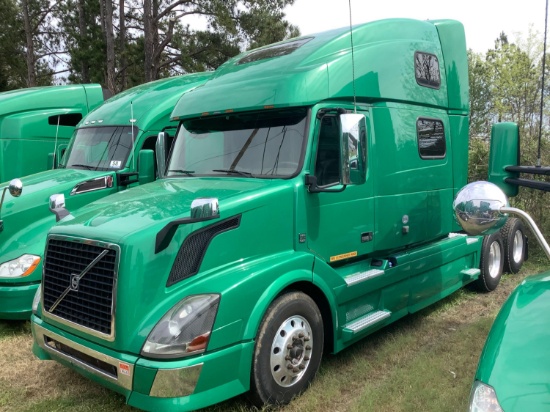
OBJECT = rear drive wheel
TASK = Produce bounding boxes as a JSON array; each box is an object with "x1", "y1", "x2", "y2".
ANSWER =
[
  {"x1": 249, "y1": 291, "x2": 323, "y2": 407},
  {"x1": 500, "y1": 218, "x2": 525, "y2": 274},
  {"x1": 475, "y1": 232, "x2": 504, "y2": 292}
]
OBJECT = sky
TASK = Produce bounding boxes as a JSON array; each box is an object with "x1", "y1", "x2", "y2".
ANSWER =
[{"x1": 283, "y1": 0, "x2": 548, "y2": 53}]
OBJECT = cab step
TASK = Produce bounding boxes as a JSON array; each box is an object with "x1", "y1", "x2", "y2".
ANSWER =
[
  {"x1": 342, "y1": 310, "x2": 391, "y2": 339},
  {"x1": 344, "y1": 269, "x2": 384, "y2": 286},
  {"x1": 461, "y1": 268, "x2": 480, "y2": 280}
]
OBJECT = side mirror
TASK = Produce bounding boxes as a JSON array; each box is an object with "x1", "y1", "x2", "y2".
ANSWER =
[
  {"x1": 138, "y1": 149, "x2": 155, "y2": 184},
  {"x1": 340, "y1": 113, "x2": 366, "y2": 186},
  {"x1": 155, "y1": 132, "x2": 169, "y2": 179},
  {"x1": 488, "y1": 123, "x2": 519, "y2": 197}
]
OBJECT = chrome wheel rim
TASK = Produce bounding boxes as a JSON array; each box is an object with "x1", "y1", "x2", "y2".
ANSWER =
[
  {"x1": 270, "y1": 315, "x2": 313, "y2": 387},
  {"x1": 512, "y1": 231, "x2": 524, "y2": 263},
  {"x1": 488, "y1": 240, "x2": 502, "y2": 279}
]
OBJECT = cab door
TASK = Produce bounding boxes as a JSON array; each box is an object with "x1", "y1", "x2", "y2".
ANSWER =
[{"x1": 305, "y1": 109, "x2": 374, "y2": 263}]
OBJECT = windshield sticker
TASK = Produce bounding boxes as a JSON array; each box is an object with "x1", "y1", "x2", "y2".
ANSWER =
[{"x1": 110, "y1": 160, "x2": 122, "y2": 168}]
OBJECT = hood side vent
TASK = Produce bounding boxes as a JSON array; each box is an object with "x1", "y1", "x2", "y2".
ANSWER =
[{"x1": 167, "y1": 215, "x2": 241, "y2": 287}]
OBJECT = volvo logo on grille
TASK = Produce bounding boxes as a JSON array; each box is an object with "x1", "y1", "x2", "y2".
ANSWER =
[{"x1": 70, "y1": 273, "x2": 80, "y2": 291}]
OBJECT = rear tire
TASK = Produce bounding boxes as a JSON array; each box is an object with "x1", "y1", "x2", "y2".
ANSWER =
[
  {"x1": 500, "y1": 218, "x2": 525, "y2": 274},
  {"x1": 475, "y1": 232, "x2": 504, "y2": 292},
  {"x1": 249, "y1": 291, "x2": 323, "y2": 407}
]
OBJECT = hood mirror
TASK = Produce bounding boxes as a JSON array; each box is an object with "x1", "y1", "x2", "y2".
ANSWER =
[
  {"x1": 8, "y1": 179, "x2": 23, "y2": 197},
  {"x1": 191, "y1": 198, "x2": 219, "y2": 219},
  {"x1": 454, "y1": 180, "x2": 550, "y2": 259},
  {"x1": 0, "y1": 179, "x2": 24, "y2": 232},
  {"x1": 453, "y1": 181, "x2": 509, "y2": 236},
  {"x1": 49, "y1": 194, "x2": 71, "y2": 222}
]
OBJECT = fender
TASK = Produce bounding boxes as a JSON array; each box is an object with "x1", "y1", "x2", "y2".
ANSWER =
[{"x1": 241, "y1": 257, "x2": 314, "y2": 340}]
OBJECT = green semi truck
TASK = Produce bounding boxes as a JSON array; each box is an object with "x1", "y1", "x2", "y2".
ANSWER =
[
  {"x1": 0, "y1": 73, "x2": 210, "y2": 319},
  {"x1": 30, "y1": 19, "x2": 516, "y2": 410},
  {"x1": 0, "y1": 84, "x2": 107, "y2": 182}
]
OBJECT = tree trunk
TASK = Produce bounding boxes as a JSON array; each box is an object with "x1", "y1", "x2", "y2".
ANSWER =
[
  {"x1": 143, "y1": 0, "x2": 154, "y2": 82},
  {"x1": 104, "y1": 0, "x2": 116, "y2": 92},
  {"x1": 78, "y1": 0, "x2": 90, "y2": 82},
  {"x1": 21, "y1": 0, "x2": 36, "y2": 86},
  {"x1": 119, "y1": 0, "x2": 126, "y2": 89}
]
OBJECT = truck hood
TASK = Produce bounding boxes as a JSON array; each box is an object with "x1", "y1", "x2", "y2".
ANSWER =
[
  {"x1": 477, "y1": 272, "x2": 550, "y2": 411},
  {"x1": 51, "y1": 177, "x2": 283, "y2": 243},
  {"x1": 0, "y1": 168, "x2": 114, "y2": 264}
]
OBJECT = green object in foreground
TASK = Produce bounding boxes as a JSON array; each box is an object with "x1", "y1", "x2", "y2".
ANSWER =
[
  {"x1": 0, "y1": 73, "x2": 211, "y2": 319},
  {"x1": 31, "y1": 18, "x2": 487, "y2": 411},
  {"x1": 471, "y1": 273, "x2": 550, "y2": 411}
]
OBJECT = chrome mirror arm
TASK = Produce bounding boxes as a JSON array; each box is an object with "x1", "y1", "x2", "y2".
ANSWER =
[{"x1": 501, "y1": 206, "x2": 550, "y2": 260}]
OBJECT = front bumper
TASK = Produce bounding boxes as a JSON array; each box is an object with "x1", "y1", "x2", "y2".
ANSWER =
[
  {"x1": 31, "y1": 316, "x2": 254, "y2": 411},
  {"x1": 0, "y1": 281, "x2": 39, "y2": 319}
]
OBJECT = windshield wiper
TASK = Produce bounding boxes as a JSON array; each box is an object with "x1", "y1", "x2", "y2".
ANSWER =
[
  {"x1": 168, "y1": 169, "x2": 195, "y2": 176},
  {"x1": 69, "y1": 164, "x2": 96, "y2": 170},
  {"x1": 212, "y1": 169, "x2": 254, "y2": 177}
]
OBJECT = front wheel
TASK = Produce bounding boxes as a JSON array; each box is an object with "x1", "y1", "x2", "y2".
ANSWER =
[
  {"x1": 249, "y1": 291, "x2": 324, "y2": 407},
  {"x1": 475, "y1": 232, "x2": 504, "y2": 292}
]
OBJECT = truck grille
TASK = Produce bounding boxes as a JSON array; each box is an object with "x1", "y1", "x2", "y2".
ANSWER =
[{"x1": 43, "y1": 238, "x2": 118, "y2": 337}]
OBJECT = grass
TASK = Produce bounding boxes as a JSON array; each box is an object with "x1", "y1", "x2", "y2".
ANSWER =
[{"x1": 0, "y1": 260, "x2": 543, "y2": 412}]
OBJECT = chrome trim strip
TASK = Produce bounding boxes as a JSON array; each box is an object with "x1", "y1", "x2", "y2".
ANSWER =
[
  {"x1": 150, "y1": 364, "x2": 203, "y2": 398},
  {"x1": 42, "y1": 234, "x2": 120, "y2": 342},
  {"x1": 33, "y1": 323, "x2": 133, "y2": 391},
  {"x1": 70, "y1": 176, "x2": 111, "y2": 196}
]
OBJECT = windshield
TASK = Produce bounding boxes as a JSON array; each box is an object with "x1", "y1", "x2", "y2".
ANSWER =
[
  {"x1": 167, "y1": 108, "x2": 307, "y2": 178},
  {"x1": 61, "y1": 126, "x2": 137, "y2": 171}
]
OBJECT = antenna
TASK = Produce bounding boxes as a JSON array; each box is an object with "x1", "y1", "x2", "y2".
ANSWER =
[
  {"x1": 537, "y1": 0, "x2": 549, "y2": 167},
  {"x1": 130, "y1": 101, "x2": 136, "y2": 171},
  {"x1": 348, "y1": 0, "x2": 357, "y2": 113},
  {"x1": 52, "y1": 114, "x2": 60, "y2": 169}
]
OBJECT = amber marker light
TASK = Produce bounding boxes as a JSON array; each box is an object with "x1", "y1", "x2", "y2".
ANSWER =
[{"x1": 187, "y1": 332, "x2": 211, "y2": 353}]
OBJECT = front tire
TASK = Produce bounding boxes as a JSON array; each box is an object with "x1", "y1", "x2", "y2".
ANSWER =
[
  {"x1": 475, "y1": 232, "x2": 504, "y2": 292},
  {"x1": 500, "y1": 217, "x2": 525, "y2": 274},
  {"x1": 249, "y1": 291, "x2": 323, "y2": 407}
]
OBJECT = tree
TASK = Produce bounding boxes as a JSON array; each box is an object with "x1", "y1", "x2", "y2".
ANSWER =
[
  {"x1": 0, "y1": 0, "x2": 26, "y2": 90},
  {"x1": 18, "y1": 0, "x2": 58, "y2": 87},
  {"x1": 139, "y1": 0, "x2": 299, "y2": 81}
]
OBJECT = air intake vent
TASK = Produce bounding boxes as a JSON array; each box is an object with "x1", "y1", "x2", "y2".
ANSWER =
[{"x1": 167, "y1": 216, "x2": 240, "y2": 287}]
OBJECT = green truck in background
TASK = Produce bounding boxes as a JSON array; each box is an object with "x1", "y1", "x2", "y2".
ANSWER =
[
  {"x1": 0, "y1": 73, "x2": 211, "y2": 319},
  {"x1": 0, "y1": 84, "x2": 108, "y2": 182},
  {"x1": 30, "y1": 19, "x2": 521, "y2": 410}
]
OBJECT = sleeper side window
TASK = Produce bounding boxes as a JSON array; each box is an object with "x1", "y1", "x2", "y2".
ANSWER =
[
  {"x1": 417, "y1": 118, "x2": 445, "y2": 159},
  {"x1": 314, "y1": 115, "x2": 341, "y2": 186},
  {"x1": 415, "y1": 51, "x2": 441, "y2": 89}
]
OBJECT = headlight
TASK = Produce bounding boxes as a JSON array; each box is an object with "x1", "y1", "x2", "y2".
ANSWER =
[
  {"x1": 141, "y1": 294, "x2": 220, "y2": 359},
  {"x1": 0, "y1": 254, "x2": 40, "y2": 278},
  {"x1": 470, "y1": 381, "x2": 504, "y2": 412},
  {"x1": 32, "y1": 287, "x2": 41, "y2": 314}
]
